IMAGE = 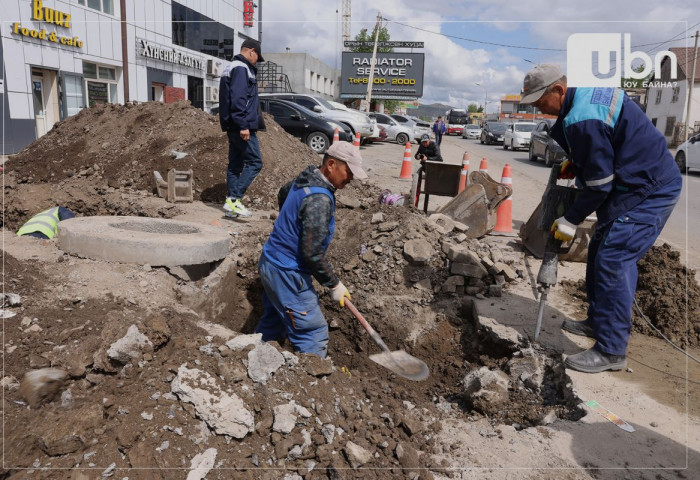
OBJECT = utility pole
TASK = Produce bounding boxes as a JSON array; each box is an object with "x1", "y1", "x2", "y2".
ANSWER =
[
  {"x1": 360, "y1": 11, "x2": 381, "y2": 113},
  {"x1": 685, "y1": 30, "x2": 699, "y2": 143}
]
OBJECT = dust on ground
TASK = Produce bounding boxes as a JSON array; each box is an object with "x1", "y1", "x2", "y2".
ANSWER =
[{"x1": 2, "y1": 101, "x2": 696, "y2": 479}]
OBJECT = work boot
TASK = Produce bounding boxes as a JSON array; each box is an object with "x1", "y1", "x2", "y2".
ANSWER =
[
  {"x1": 224, "y1": 198, "x2": 252, "y2": 218},
  {"x1": 564, "y1": 347, "x2": 627, "y2": 373},
  {"x1": 561, "y1": 319, "x2": 594, "y2": 338}
]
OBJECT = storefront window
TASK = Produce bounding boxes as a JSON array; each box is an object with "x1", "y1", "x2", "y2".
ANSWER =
[
  {"x1": 61, "y1": 74, "x2": 86, "y2": 118},
  {"x1": 83, "y1": 62, "x2": 118, "y2": 107}
]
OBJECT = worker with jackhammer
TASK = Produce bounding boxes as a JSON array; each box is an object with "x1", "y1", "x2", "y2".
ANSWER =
[
  {"x1": 255, "y1": 142, "x2": 368, "y2": 358},
  {"x1": 520, "y1": 64, "x2": 682, "y2": 373}
]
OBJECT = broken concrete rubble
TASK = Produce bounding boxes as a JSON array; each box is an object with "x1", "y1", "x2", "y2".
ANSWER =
[
  {"x1": 247, "y1": 342, "x2": 285, "y2": 383},
  {"x1": 106, "y1": 325, "x2": 153, "y2": 363}
]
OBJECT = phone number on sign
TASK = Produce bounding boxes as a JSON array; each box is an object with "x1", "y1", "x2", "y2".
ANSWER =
[{"x1": 347, "y1": 77, "x2": 417, "y2": 85}]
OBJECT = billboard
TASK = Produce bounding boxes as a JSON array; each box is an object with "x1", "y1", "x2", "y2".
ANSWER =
[{"x1": 340, "y1": 52, "x2": 424, "y2": 100}]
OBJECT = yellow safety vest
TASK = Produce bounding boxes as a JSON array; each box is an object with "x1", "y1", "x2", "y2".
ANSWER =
[{"x1": 17, "y1": 207, "x2": 60, "y2": 239}]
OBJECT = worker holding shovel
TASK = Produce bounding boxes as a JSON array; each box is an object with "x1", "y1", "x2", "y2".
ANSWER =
[
  {"x1": 520, "y1": 64, "x2": 682, "y2": 373},
  {"x1": 255, "y1": 142, "x2": 367, "y2": 358}
]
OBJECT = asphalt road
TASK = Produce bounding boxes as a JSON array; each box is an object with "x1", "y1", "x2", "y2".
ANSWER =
[{"x1": 356, "y1": 134, "x2": 698, "y2": 271}]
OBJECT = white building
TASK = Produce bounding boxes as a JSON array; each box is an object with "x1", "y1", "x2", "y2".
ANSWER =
[
  {"x1": 645, "y1": 46, "x2": 700, "y2": 145},
  {"x1": 1, "y1": 0, "x2": 262, "y2": 154},
  {"x1": 261, "y1": 52, "x2": 339, "y2": 100}
]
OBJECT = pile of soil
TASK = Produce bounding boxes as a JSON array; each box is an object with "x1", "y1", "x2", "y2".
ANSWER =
[
  {"x1": 563, "y1": 244, "x2": 700, "y2": 347},
  {"x1": 3, "y1": 101, "x2": 328, "y2": 229}
]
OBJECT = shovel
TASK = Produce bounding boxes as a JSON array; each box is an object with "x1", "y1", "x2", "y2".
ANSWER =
[{"x1": 344, "y1": 299, "x2": 429, "y2": 381}]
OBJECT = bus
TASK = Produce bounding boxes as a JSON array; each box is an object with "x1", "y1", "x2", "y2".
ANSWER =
[{"x1": 446, "y1": 109, "x2": 469, "y2": 135}]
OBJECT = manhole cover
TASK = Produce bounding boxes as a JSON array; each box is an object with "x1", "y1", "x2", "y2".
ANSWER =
[{"x1": 109, "y1": 221, "x2": 199, "y2": 235}]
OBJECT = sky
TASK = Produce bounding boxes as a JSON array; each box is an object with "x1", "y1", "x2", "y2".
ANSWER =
[{"x1": 261, "y1": 0, "x2": 699, "y2": 112}]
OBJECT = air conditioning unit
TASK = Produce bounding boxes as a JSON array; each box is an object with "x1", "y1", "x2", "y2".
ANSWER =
[
  {"x1": 205, "y1": 86, "x2": 219, "y2": 102},
  {"x1": 207, "y1": 59, "x2": 222, "y2": 77}
]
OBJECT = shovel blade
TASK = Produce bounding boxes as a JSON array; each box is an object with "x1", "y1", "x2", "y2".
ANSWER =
[{"x1": 369, "y1": 350, "x2": 430, "y2": 381}]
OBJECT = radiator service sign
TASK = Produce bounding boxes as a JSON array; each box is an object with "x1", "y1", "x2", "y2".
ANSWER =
[{"x1": 340, "y1": 52, "x2": 424, "y2": 100}]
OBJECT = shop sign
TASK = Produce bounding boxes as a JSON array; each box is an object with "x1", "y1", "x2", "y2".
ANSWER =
[
  {"x1": 11, "y1": 0, "x2": 84, "y2": 48},
  {"x1": 340, "y1": 52, "x2": 425, "y2": 100},
  {"x1": 243, "y1": 1, "x2": 255, "y2": 27},
  {"x1": 139, "y1": 39, "x2": 204, "y2": 70}
]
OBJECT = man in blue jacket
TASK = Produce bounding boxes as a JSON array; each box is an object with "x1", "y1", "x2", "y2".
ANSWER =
[
  {"x1": 520, "y1": 64, "x2": 682, "y2": 373},
  {"x1": 432, "y1": 116, "x2": 446, "y2": 145},
  {"x1": 256, "y1": 142, "x2": 367, "y2": 358},
  {"x1": 219, "y1": 39, "x2": 266, "y2": 218}
]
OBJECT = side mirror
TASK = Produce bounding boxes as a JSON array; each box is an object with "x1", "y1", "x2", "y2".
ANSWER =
[
  {"x1": 290, "y1": 114, "x2": 301, "y2": 121},
  {"x1": 691, "y1": 137, "x2": 697, "y2": 144},
  {"x1": 313, "y1": 105, "x2": 323, "y2": 113}
]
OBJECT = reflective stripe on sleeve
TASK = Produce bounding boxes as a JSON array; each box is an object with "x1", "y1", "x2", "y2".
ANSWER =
[{"x1": 585, "y1": 174, "x2": 615, "y2": 187}]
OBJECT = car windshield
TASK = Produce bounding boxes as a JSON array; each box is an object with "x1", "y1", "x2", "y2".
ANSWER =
[
  {"x1": 312, "y1": 96, "x2": 334, "y2": 110},
  {"x1": 466, "y1": 125, "x2": 480, "y2": 130},
  {"x1": 514, "y1": 124, "x2": 535, "y2": 132},
  {"x1": 290, "y1": 103, "x2": 321, "y2": 118},
  {"x1": 489, "y1": 123, "x2": 508, "y2": 132}
]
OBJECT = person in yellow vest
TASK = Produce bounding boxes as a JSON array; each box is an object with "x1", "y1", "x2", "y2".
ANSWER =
[{"x1": 16, "y1": 207, "x2": 75, "y2": 239}]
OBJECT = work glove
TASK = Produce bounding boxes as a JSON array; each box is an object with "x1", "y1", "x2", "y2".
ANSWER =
[
  {"x1": 558, "y1": 159, "x2": 575, "y2": 179},
  {"x1": 330, "y1": 281, "x2": 351, "y2": 308},
  {"x1": 550, "y1": 216, "x2": 577, "y2": 242}
]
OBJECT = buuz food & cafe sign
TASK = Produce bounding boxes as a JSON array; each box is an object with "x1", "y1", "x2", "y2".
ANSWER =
[{"x1": 138, "y1": 39, "x2": 204, "y2": 70}]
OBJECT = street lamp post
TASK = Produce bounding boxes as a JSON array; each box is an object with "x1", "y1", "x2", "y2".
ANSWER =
[{"x1": 475, "y1": 82, "x2": 487, "y2": 115}]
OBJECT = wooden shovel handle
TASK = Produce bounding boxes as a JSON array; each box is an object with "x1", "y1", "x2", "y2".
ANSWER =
[{"x1": 344, "y1": 299, "x2": 391, "y2": 353}]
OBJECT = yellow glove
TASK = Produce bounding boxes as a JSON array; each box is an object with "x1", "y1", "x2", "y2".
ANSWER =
[
  {"x1": 558, "y1": 159, "x2": 575, "y2": 179},
  {"x1": 550, "y1": 216, "x2": 577, "y2": 242},
  {"x1": 330, "y1": 281, "x2": 351, "y2": 307}
]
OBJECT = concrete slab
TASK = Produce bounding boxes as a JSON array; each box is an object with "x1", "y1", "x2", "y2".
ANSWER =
[{"x1": 58, "y1": 216, "x2": 230, "y2": 266}]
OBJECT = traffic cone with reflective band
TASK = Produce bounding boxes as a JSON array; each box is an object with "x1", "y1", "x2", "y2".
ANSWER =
[
  {"x1": 493, "y1": 164, "x2": 513, "y2": 233},
  {"x1": 399, "y1": 142, "x2": 413, "y2": 179},
  {"x1": 353, "y1": 132, "x2": 361, "y2": 149},
  {"x1": 458, "y1": 152, "x2": 470, "y2": 193},
  {"x1": 333, "y1": 127, "x2": 340, "y2": 143},
  {"x1": 479, "y1": 157, "x2": 488, "y2": 174}
]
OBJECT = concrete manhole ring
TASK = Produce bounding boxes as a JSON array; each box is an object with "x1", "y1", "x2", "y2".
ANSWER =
[{"x1": 57, "y1": 216, "x2": 230, "y2": 266}]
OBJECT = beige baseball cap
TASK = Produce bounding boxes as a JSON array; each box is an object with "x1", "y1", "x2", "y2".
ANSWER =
[
  {"x1": 520, "y1": 64, "x2": 564, "y2": 104},
  {"x1": 326, "y1": 141, "x2": 368, "y2": 179}
]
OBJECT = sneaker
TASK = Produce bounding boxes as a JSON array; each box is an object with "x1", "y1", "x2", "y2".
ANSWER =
[
  {"x1": 223, "y1": 197, "x2": 237, "y2": 212},
  {"x1": 561, "y1": 319, "x2": 594, "y2": 338},
  {"x1": 564, "y1": 347, "x2": 627, "y2": 373},
  {"x1": 230, "y1": 198, "x2": 252, "y2": 218}
]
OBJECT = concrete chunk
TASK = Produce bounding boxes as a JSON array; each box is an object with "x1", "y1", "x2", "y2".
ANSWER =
[
  {"x1": 451, "y1": 262, "x2": 488, "y2": 278},
  {"x1": 187, "y1": 448, "x2": 217, "y2": 480},
  {"x1": 428, "y1": 213, "x2": 455, "y2": 234},
  {"x1": 247, "y1": 343, "x2": 285, "y2": 384},
  {"x1": 225, "y1": 333, "x2": 262, "y2": 351},
  {"x1": 442, "y1": 275, "x2": 465, "y2": 293},
  {"x1": 107, "y1": 325, "x2": 153, "y2": 364},
  {"x1": 344, "y1": 441, "x2": 373, "y2": 469},
  {"x1": 448, "y1": 246, "x2": 481, "y2": 265},
  {"x1": 403, "y1": 239, "x2": 434, "y2": 265}
]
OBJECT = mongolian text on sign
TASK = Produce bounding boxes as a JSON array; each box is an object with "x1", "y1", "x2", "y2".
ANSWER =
[
  {"x1": 344, "y1": 41, "x2": 424, "y2": 48},
  {"x1": 340, "y1": 52, "x2": 425, "y2": 100},
  {"x1": 139, "y1": 39, "x2": 204, "y2": 70},
  {"x1": 243, "y1": 1, "x2": 255, "y2": 27}
]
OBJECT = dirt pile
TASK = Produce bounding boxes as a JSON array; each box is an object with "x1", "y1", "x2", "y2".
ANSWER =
[
  {"x1": 563, "y1": 243, "x2": 699, "y2": 347},
  {"x1": 3, "y1": 101, "x2": 326, "y2": 229}
]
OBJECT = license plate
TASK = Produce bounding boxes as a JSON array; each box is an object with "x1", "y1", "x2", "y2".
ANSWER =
[{"x1": 497, "y1": 137, "x2": 504, "y2": 141}]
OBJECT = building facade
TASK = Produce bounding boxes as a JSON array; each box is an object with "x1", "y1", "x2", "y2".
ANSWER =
[
  {"x1": 261, "y1": 52, "x2": 339, "y2": 100},
  {"x1": 1, "y1": 0, "x2": 262, "y2": 154}
]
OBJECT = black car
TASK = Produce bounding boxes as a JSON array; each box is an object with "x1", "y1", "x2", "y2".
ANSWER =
[
  {"x1": 259, "y1": 98, "x2": 352, "y2": 153},
  {"x1": 480, "y1": 122, "x2": 508, "y2": 145},
  {"x1": 529, "y1": 119, "x2": 567, "y2": 167}
]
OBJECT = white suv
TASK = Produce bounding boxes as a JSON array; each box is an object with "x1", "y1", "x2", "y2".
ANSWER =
[
  {"x1": 503, "y1": 122, "x2": 536, "y2": 151},
  {"x1": 259, "y1": 93, "x2": 374, "y2": 139}
]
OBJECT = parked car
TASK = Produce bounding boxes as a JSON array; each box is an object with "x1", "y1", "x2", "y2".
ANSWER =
[
  {"x1": 462, "y1": 124, "x2": 482, "y2": 139},
  {"x1": 503, "y1": 122, "x2": 536, "y2": 151},
  {"x1": 390, "y1": 114, "x2": 431, "y2": 142},
  {"x1": 259, "y1": 98, "x2": 352, "y2": 153},
  {"x1": 366, "y1": 124, "x2": 389, "y2": 143},
  {"x1": 675, "y1": 132, "x2": 700, "y2": 173},
  {"x1": 529, "y1": 119, "x2": 567, "y2": 167},
  {"x1": 480, "y1": 122, "x2": 508, "y2": 145},
  {"x1": 369, "y1": 113, "x2": 414, "y2": 144},
  {"x1": 259, "y1": 93, "x2": 374, "y2": 140}
]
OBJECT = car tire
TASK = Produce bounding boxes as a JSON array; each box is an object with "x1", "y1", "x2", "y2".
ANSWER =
[
  {"x1": 307, "y1": 132, "x2": 329, "y2": 154},
  {"x1": 396, "y1": 132, "x2": 409, "y2": 145},
  {"x1": 511, "y1": 140, "x2": 516, "y2": 151},
  {"x1": 529, "y1": 143, "x2": 537, "y2": 161},
  {"x1": 480, "y1": 135, "x2": 484, "y2": 144},
  {"x1": 675, "y1": 151, "x2": 687, "y2": 173},
  {"x1": 503, "y1": 141, "x2": 508, "y2": 150},
  {"x1": 545, "y1": 147, "x2": 555, "y2": 167}
]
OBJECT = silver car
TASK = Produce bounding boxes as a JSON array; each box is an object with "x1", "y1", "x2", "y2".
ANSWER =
[
  {"x1": 529, "y1": 119, "x2": 567, "y2": 167},
  {"x1": 370, "y1": 113, "x2": 413, "y2": 144},
  {"x1": 391, "y1": 114, "x2": 431, "y2": 142},
  {"x1": 462, "y1": 124, "x2": 482, "y2": 139}
]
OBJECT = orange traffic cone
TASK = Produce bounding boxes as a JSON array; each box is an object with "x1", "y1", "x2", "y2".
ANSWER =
[
  {"x1": 333, "y1": 127, "x2": 340, "y2": 143},
  {"x1": 399, "y1": 142, "x2": 413, "y2": 179},
  {"x1": 353, "y1": 131, "x2": 361, "y2": 149},
  {"x1": 458, "y1": 152, "x2": 470, "y2": 193},
  {"x1": 479, "y1": 157, "x2": 488, "y2": 174},
  {"x1": 493, "y1": 164, "x2": 513, "y2": 233}
]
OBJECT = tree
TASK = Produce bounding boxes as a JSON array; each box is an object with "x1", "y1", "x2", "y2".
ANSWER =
[
  {"x1": 620, "y1": 63, "x2": 651, "y2": 88},
  {"x1": 468, "y1": 103, "x2": 484, "y2": 113},
  {"x1": 351, "y1": 26, "x2": 392, "y2": 53}
]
